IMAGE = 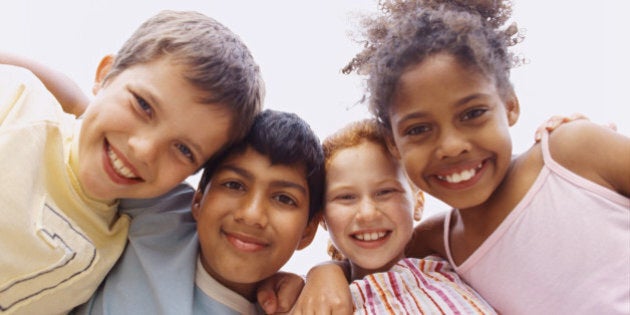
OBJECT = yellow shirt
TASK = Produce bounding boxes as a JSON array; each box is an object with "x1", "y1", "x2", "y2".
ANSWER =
[{"x1": 0, "y1": 65, "x2": 129, "y2": 314}]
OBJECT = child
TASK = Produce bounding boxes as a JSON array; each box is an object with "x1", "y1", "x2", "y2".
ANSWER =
[
  {"x1": 320, "y1": 118, "x2": 496, "y2": 314},
  {"x1": 0, "y1": 10, "x2": 263, "y2": 314},
  {"x1": 73, "y1": 109, "x2": 324, "y2": 314},
  {"x1": 337, "y1": 0, "x2": 629, "y2": 313}
]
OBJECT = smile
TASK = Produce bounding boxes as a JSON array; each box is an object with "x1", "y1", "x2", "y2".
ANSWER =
[
  {"x1": 353, "y1": 231, "x2": 388, "y2": 242},
  {"x1": 437, "y1": 163, "x2": 483, "y2": 184},
  {"x1": 106, "y1": 143, "x2": 139, "y2": 179}
]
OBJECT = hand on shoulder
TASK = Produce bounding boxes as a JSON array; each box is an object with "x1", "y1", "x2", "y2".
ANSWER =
[{"x1": 548, "y1": 120, "x2": 630, "y2": 197}]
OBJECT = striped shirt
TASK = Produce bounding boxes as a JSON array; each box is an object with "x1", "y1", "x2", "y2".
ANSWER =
[{"x1": 350, "y1": 256, "x2": 496, "y2": 314}]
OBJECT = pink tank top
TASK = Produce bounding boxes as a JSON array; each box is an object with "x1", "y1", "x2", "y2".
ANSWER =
[{"x1": 443, "y1": 132, "x2": 630, "y2": 314}]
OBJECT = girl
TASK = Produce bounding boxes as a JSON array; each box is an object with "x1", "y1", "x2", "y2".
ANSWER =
[
  {"x1": 341, "y1": 0, "x2": 630, "y2": 313},
  {"x1": 321, "y1": 119, "x2": 496, "y2": 314}
]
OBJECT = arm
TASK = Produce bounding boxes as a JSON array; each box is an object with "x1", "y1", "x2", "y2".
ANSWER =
[
  {"x1": 291, "y1": 260, "x2": 353, "y2": 315},
  {"x1": 405, "y1": 212, "x2": 447, "y2": 259},
  {"x1": 0, "y1": 51, "x2": 89, "y2": 116},
  {"x1": 547, "y1": 120, "x2": 630, "y2": 197},
  {"x1": 257, "y1": 261, "x2": 353, "y2": 314}
]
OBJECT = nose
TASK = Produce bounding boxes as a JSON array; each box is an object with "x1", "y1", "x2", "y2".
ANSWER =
[
  {"x1": 234, "y1": 192, "x2": 268, "y2": 228},
  {"x1": 435, "y1": 128, "x2": 470, "y2": 159},
  {"x1": 356, "y1": 198, "x2": 380, "y2": 222},
  {"x1": 128, "y1": 134, "x2": 160, "y2": 165}
]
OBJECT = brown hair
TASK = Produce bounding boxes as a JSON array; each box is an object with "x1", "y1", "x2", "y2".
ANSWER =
[
  {"x1": 105, "y1": 10, "x2": 264, "y2": 143},
  {"x1": 343, "y1": 0, "x2": 523, "y2": 130}
]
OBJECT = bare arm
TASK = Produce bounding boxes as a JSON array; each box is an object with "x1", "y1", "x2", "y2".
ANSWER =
[
  {"x1": 0, "y1": 51, "x2": 89, "y2": 116},
  {"x1": 548, "y1": 120, "x2": 630, "y2": 197}
]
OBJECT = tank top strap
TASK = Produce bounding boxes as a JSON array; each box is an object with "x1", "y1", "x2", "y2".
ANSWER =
[{"x1": 442, "y1": 209, "x2": 459, "y2": 268}]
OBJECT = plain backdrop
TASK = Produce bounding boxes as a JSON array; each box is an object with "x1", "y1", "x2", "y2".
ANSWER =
[{"x1": 2, "y1": 1, "x2": 628, "y2": 276}]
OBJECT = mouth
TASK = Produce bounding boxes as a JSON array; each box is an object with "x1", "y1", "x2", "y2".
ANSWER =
[
  {"x1": 224, "y1": 231, "x2": 269, "y2": 252},
  {"x1": 436, "y1": 161, "x2": 484, "y2": 184},
  {"x1": 103, "y1": 140, "x2": 143, "y2": 184},
  {"x1": 351, "y1": 230, "x2": 390, "y2": 242}
]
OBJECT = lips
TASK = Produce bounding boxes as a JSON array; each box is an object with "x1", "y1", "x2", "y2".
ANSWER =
[
  {"x1": 432, "y1": 159, "x2": 487, "y2": 189},
  {"x1": 350, "y1": 229, "x2": 391, "y2": 249},
  {"x1": 353, "y1": 231, "x2": 388, "y2": 241},
  {"x1": 102, "y1": 140, "x2": 142, "y2": 184},
  {"x1": 224, "y1": 231, "x2": 269, "y2": 252},
  {"x1": 436, "y1": 162, "x2": 483, "y2": 184}
]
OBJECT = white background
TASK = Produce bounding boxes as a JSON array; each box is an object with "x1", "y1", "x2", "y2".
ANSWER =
[{"x1": 2, "y1": 1, "x2": 628, "y2": 276}]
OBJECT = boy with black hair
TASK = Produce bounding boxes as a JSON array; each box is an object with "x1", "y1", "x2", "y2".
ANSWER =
[{"x1": 75, "y1": 109, "x2": 324, "y2": 314}]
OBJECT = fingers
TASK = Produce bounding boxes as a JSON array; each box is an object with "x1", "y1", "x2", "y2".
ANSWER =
[
  {"x1": 257, "y1": 272, "x2": 305, "y2": 314},
  {"x1": 257, "y1": 282, "x2": 279, "y2": 314},
  {"x1": 534, "y1": 113, "x2": 589, "y2": 142}
]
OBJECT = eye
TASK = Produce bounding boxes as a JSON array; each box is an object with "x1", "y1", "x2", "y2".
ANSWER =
[
  {"x1": 404, "y1": 124, "x2": 431, "y2": 136},
  {"x1": 461, "y1": 108, "x2": 487, "y2": 121},
  {"x1": 274, "y1": 194, "x2": 297, "y2": 207},
  {"x1": 174, "y1": 143, "x2": 196, "y2": 163},
  {"x1": 335, "y1": 193, "x2": 356, "y2": 201},
  {"x1": 222, "y1": 180, "x2": 244, "y2": 191},
  {"x1": 134, "y1": 94, "x2": 153, "y2": 117},
  {"x1": 376, "y1": 188, "x2": 396, "y2": 197}
]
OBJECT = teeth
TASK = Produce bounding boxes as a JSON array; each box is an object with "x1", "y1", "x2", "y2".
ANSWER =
[
  {"x1": 438, "y1": 163, "x2": 482, "y2": 184},
  {"x1": 107, "y1": 147, "x2": 136, "y2": 178},
  {"x1": 354, "y1": 231, "x2": 387, "y2": 241}
]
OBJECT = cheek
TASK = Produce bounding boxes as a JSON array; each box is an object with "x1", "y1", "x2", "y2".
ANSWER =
[{"x1": 324, "y1": 205, "x2": 352, "y2": 234}]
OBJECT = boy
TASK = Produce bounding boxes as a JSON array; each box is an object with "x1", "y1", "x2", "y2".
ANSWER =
[
  {"x1": 0, "y1": 10, "x2": 262, "y2": 314},
  {"x1": 74, "y1": 109, "x2": 325, "y2": 314}
]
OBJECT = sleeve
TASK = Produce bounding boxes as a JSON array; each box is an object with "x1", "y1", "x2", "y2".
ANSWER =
[{"x1": 0, "y1": 64, "x2": 61, "y2": 127}]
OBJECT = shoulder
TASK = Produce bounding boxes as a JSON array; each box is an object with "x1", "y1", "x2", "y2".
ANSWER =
[
  {"x1": 547, "y1": 120, "x2": 630, "y2": 195},
  {"x1": 119, "y1": 182, "x2": 195, "y2": 217},
  {"x1": 406, "y1": 211, "x2": 449, "y2": 258},
  {"x1": 0, "y1": 64, "x2": 44, "y2": 93},
  {"x1": 0, "y1": 64, "x2": 60, "y2": 125}
]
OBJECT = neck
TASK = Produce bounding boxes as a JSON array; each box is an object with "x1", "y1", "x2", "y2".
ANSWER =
[
  {"x1": 350, "y1": 252, "x2": 405, "y2": 281},
  {"x1": 201, "y1": 260, "x2": 257, "y2": 302}
]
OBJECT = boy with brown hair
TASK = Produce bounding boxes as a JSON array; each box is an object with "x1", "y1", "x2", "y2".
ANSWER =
[{"x1": 0, "y1": 10, "x2": 262, "y2": 314}]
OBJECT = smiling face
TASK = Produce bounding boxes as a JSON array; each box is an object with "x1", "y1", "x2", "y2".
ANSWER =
[
  {"x1": 324, "y1": 141, "x2": 415, "y2": 280},
  {"x1": 388, "y1": 53, "x2": 519, "y2": 210},
  {"x1": 77, "y1": 57, "x2": 232, "y2": 202},
  {"x1": 192, "y1": 146, "x2": 315, "y2": 299}
]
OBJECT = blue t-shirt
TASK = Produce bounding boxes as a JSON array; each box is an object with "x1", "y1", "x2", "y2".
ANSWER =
[{"x1": 72, "y1": 183, "x2": 261, "y2": 315}]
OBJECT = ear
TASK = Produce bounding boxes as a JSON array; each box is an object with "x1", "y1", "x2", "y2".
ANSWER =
[
  {"x1": 92, "y1": 54, "x2": 115, "y2": 95},
  {"x1": 413, "y1": 190, "x2": 425, "y2": 221},
  {"x1": 385, "y1": 132, "x2": 401, "y2": 160},
  {"x1": 191, "y1": 188, "x2": 204, "y2": 222},
  {"x1": 505, "y1": 91, "x2": 520, "y2": 126},
  {"x1": 297, "y1": 213, "x2": 321, "y2": 250}
]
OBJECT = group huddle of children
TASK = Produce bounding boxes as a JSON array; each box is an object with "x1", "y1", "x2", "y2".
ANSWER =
[{"x1": 1, "y1": 0, "x2": 628, "y2": 314}]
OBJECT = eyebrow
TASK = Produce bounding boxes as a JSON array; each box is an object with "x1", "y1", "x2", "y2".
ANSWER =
[
  {"x1": 218, "y1": 165, "x2": 308, "y2": 195},
  {"x1": 397, "y1": 93, "x2": 489, "y2": 126}
]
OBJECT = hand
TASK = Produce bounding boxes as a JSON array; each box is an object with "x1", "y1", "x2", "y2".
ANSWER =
[
  {"x1": 289, "y1": 262, "x2": 353, "y2": 315},
  {"x1": 534, "y1": 113, "x2": 618, "y2": 142},
  {"x1": 257, "y1": 272, "x2": 305, "y2": 314},
  {"x1": 534, "y1": 113, "x2": 588, "y2": 142}
]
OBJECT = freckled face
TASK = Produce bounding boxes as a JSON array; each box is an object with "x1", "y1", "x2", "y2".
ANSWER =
[
  {"x1": 388, "y1": 53, "x2": 518, "y2": 210},
  {"x1": 324, "y1": 141, "x2": 415, "y2": 279},
  {"x1": 78, "y1": 57, "x2": 232, "y2": 202},
  {"x1": 193, "y1": 147, "x2": 312, "y2": 294}
]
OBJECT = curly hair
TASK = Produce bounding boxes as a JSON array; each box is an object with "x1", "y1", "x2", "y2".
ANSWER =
[{"x1": 343, "y1": 0, "x2": 524, "y2": 130}]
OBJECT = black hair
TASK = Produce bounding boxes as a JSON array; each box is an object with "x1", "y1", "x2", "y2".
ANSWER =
[{"x1": 198, "y1": 109, "x2": 325, "y2": 220}]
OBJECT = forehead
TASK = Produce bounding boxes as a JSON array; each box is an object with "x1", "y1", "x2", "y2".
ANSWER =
[
  {"x1": 390, "y1": 53, "x2": 496, "y2": 118},
  {"x1": 216, "y1": 146, "x2": 308, "y2": 189},
  {"x1": 328, "y1": 141, "x2": 402, "y2": 181}
]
